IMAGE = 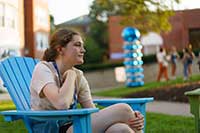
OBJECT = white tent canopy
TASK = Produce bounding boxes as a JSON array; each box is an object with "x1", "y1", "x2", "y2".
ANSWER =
[{"x1": 141, "y1": 32, "x2": 163, "y2": 46}]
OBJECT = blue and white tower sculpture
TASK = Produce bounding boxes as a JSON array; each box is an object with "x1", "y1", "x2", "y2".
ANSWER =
[{"x1": 121, "y1": 27, "x2": 144, "y2": 87}]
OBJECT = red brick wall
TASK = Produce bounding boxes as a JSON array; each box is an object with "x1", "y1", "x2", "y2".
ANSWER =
[{"x1": 108, "y1": 16, "x2": 124, "y2": 53}]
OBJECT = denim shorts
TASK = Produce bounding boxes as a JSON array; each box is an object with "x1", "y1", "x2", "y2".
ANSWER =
[{"x1": 32, "y1": 119, "x2": 71, "y2": 133}]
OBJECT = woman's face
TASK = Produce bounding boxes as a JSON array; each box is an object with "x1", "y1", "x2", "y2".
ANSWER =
[{"x1": 62, "y1": 35, "x2": 86, "y2": 66}]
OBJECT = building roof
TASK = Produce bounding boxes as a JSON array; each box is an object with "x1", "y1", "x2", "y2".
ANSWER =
[{"x1": 57, "y1": 15, "x2": 91, "y2": 27}]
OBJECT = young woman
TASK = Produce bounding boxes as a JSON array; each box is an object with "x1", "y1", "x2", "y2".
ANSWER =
[
  {"x1": 170, "y1": 46, "x2": 179, "y2": 79},
  {"x1": 156, "y1": 47, "x2": 169, "y2": 81},
  {"x1": 30, "y1": 28, "x2": 144, "y2": 133}
]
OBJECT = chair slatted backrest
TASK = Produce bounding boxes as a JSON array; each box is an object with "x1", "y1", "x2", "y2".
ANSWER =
[{"x1": 0, "y1": 57, "x2": 39, "y2": 110}]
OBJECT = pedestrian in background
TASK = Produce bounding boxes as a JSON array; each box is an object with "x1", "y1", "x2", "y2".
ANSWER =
[
  {"x1": 197, "y1": 52, "x2": 200, "y2": 72},
  {"x1": 182, "y1": 48, "x2": 194, "y2": 80},
  {"x1": 156, "y1": 47, "x2": 169, "y2": 82},
  {"x1": 187, "y1": 45, "x2": 195, "y2": 77},
  {"x1": 170, "y1": 46, "x2": 179, "y2": 79}
]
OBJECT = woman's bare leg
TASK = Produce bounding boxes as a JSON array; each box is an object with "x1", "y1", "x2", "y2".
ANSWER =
[
  {"x1": 91, "y1": 103, "x2": 142, "y2": 133},
  {"x1": 105, "y1": 123, "x2": 135, "y2": 133},
  {"x1": 67, "y1": 103, "x2": 142, "y2": 133}
]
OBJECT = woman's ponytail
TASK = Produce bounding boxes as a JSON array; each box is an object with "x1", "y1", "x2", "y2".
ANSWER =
[{"x1": 42, "y1": 48, "x2": 57, "y2": 61}]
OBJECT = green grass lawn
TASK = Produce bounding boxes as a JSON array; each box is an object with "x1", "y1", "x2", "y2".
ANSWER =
[
  {"x1": 0, "y1": 101, "x2": 195, "y2": 133},
  {"x1": 146, "y1": 112, "x2": 194, "y2": 133},
  {"x1": 93, "y1": 74, "x2": 200, "y2": 97}
]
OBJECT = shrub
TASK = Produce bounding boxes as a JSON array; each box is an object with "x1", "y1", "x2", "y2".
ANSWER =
[{"x1": 84, "y1": 36, "x2": 103, "y2": 64}]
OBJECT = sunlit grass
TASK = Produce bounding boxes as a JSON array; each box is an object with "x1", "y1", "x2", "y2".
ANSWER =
[
  {"x1": 146, "y1": 112, "x2": 194, "y2": 133},
  {"x1": 0, "y1": 101, "x2": 15, "y2": 111}
]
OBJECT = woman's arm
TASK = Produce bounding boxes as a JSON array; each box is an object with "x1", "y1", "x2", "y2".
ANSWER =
[
  {"x1": 43, "y1": 70, "x2": 76, "y2": 109},
  {"x1": 76, "y1": 70, "x2": 96, "y2": 108}
]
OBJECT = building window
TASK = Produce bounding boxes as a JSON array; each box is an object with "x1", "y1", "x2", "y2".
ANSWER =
[
  {"x1": 35, "y1": 7, "x2": 48, "y2": 27},
  {"x1": 5, "y1": 4, "x2": 17, "y2": 29},
  {"x1": 0, "y1": 3, "x2": 5, "y2": 27},
  {"x1": 36, "y1": 32, "x2": 49, "y2": 50}
]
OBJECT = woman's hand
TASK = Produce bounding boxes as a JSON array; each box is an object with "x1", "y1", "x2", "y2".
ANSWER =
[
  {"x1": 128, "y1": 111, "x2": 144, "y2": 130},
  {"x1": 63, "y1": 69, "x2": 77, "y2": 82}
]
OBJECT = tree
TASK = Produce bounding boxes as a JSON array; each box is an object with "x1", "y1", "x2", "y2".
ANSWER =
[
  {"x1": 50, "y1": 15, "x2": 56, "y2": 34},
  {"x1": 84, "y1": 36, "x2": 103, "y2": 63},
  {"x1": 89, "y1": 0, "x2": 180, "y2": 33},
  {"x1": 88, "y1": 20, "x2": 108, "y2": 50}
]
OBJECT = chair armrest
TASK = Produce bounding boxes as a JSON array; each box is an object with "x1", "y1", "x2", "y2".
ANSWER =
[
  {"x1": 93, "y1": 97, "x2": 153, "y2": 115},
  {"x1": 93, "y1": 97, "x2": 154, "y2": 107},
  {"x1": 1, "y1": 108, "x2": 99, "y2": 121}
]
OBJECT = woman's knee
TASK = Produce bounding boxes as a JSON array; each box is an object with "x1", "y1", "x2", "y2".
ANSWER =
[{"x1": 116, "y1": 103, "x2": 133, "y2": 114}]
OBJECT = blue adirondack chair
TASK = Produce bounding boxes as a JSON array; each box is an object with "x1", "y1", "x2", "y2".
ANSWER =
[{"x1": 0, "y1": 57, "x2": 153, "y2": 133}]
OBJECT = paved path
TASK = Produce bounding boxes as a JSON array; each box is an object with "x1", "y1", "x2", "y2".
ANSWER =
[
  {"x1": 146, "y1": 101, "x2": 192, "y2": 117},
  {"x1": 0, "y1": 93, "x2": 192, "y2": 117}
]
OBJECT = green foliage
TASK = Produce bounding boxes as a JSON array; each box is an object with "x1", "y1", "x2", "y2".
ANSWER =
[
  {"x1": 89, "y1": 0, "x2": 180, "y2": 33},
  {"x1": 89, "y1": 20, "x2": 108, "y2": 50},
  {"x1": 87, "y1": 20, "x2": 109, "y2": 62},
  {"x1": 76, "y1": 61, "x2": 123, "y2": 72},
  {"x1": 193, "y1": 48, "x2": 200, "y2": 56},
  {"x1": 146, "y1": 112, "x2": 194, "y2": 132},
  {"x1": 0, "y1": 89, "x2": 5, "y2": 94},
  {"x1": 142, "y1": 54, "x2": 157, "y2": 64},
  {"x1": 50, "y1": 15, "x2": 56, "y2": 34},
  {"x1": 84, "y1": 36, "x2": 103, "y2": 64}
]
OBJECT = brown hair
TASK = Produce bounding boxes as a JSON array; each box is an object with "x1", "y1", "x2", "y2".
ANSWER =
[{"x1": 42, "y1": 28, "x2": 80, "y2": 61}]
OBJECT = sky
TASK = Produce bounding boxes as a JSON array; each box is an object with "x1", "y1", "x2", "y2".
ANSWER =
[
  {"x1": 48, "y1": 0, "x2": 200, "y2": 25},
  {"x1": 48, "y1": 0, "x2": 94, "y2": 25}
]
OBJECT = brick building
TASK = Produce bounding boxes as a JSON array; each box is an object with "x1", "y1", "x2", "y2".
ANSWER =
[
  {"x1": 0, "y1": 0, "x2": 50, "y2": 59},
  {"x1": 108, "y1": 9, "x2": 200, "y2": 60},
  {"x1": 24, "y1": 0, "x2": 50, "y2": 58}
]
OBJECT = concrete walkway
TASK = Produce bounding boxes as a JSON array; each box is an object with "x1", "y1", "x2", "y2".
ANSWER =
[
  {"x1": 146, "y1": 101, "x2": 192, "y2": 117},
  {"x1": 0, "y1": 93, "x2": 193, "y2": 117}
]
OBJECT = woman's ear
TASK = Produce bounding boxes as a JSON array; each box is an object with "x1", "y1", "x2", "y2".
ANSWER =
[
  {"x1": 56, "y1": 46, "x2": 64, "y2": 55},
  {"x1": 60, "y1": 50, "x2": 64, "y2": 55}
]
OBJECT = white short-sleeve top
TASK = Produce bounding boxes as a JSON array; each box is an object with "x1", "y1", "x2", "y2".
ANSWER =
[{"x1": 30, "y1": 61, "x2": 93, "y2": 110}]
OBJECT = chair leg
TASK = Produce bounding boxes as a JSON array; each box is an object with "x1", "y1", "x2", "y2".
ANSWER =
[
  {"x1": 194, "y1": 116, "x2": 200, "y2": 133},
  {"x1": 73, "y1": 114, "x2": 92, "y2": 133}
]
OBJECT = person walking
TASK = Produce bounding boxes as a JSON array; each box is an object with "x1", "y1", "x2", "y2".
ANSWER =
[
  {"x1": 187, "y1": 45, "x2": 195, "y2": 77},
  {"x1": 182, "y1": 48, "x2": 194, "y2": 80},
  {"x1": 156, "y1": 47, "x2": 169, "y2": 82},
  {"x1": 198, "y1": 52, "x2": 200, "y2": 72},
  {"x1": 170, "y1": 46, "x2": 179, "y2": 79}
]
